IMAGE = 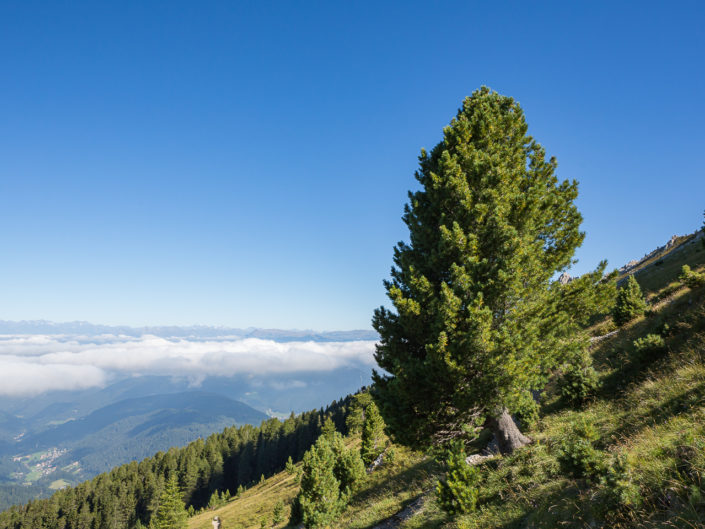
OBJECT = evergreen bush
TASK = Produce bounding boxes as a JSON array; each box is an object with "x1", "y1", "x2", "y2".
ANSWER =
[
  {"x1": 272, "y1": 501, "x2": 285, "y2": 525},
  {"x1": 599, "y1": 454, "x2": 642, "y2": 509},
  {"x1": 680, "y1": 265, "x2": 705, "y2": 288},
  {"x1": 285, "y1": 456, "x2": 295, "y2": 475},
  {"x1": 633, "y1": 333, "x2": 666, "y2": 358},
  {"x1": 436, "y1": 441, "x2": 481, "y2": 515},
  {"x1": 613, "y1": 275, "x2": 647, "y2": 326},
  {"x1": 360, "y1": 402, "x2": 385, "y2": 466},
  {"x1": 560, "y1": 353, "x2": 601, "y2": 406},
  {"x1": 558, "y1": 420, "x2": 606, "y2": 480},
  {"x1": 294, "y1": 432, "x2": 365, "y2": 528}
]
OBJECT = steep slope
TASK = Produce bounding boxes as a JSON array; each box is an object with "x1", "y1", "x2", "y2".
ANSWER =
[
  {"x1": 1, "y1": 232, "x2": 703, "y2": 528},
  {"x1": 14, "y1": 392, "x2": 267, "y2": 477},
  {"x1": 0, "y1": 396, "x2": 352, "y2": 526},
  {"x1": 192, "y1": 233, "x2": 705, "y2": 529}
]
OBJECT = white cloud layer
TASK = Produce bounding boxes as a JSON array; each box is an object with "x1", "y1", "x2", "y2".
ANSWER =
[{"x1": 0, "y1": 334, "x2": 377, "y2": 397}]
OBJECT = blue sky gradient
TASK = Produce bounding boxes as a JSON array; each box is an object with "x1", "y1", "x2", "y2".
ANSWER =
[{"x1": 1, "y1": 1, "x2": 703, "y2": 329}]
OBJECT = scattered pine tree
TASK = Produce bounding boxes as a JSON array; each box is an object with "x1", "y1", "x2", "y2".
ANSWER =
[
  {"x1": 360, "y1": 402, "x2": 385, "y2": 465},
  {"x1": 285, "y1": 456, "x2": 296, "y2": 475},
  {"x1": 272, "y1": 500, "x2": 285, "y2": 525},
  {"x1": 345, "y1": 392, "x2": 373, "y2": 434},
  {"x1": 320, "y1": 417, "x2": 337, "y2": 439},
  {"x1": 436, "y1": 441, "x2": 480, "y2": 515},
  {"x1": 294, "y1": 432, "x2": 365, "y2": 528},
  {"x1": 613, "y1": 275, "x2": 647, "y2": 326},
  {"x1": 297, "y1": 436, "x2": 347, "y2": 528},
  {"x1": 151, "y1": 476, "x2": 188, "y2": 529}
]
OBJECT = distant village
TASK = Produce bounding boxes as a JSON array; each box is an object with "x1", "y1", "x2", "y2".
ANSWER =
[{"x1": 12, "y1": 448, "x2": 71, "y2": 483}]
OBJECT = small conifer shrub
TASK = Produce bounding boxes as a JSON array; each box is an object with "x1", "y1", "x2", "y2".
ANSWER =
[
  {"x1": 294, "y1": 432, "x2": 365, "y2": 528},
  {"x1": 360, "y1": 402, "x2": 385, "y2": 465},
  {"x1": 272, "y1": 501, "x2": 285, "y2": 525},
  {"x1": 558, "y1": 419, "x2": 606, "y2": 480},
  {"x1": 633, "y1": 333, "x2": 666, "y2": 359},
  {"x1": 436, "y1": 441, "x2": 481, "y2": 515},
  {"x1": 560, "y1": 353, "x2": 601, "y2": 406},
  {"x1": 680, "y1": 265, "x2": 705, "y2": 288},
  {"x1": 613, "y1": 275, "x2": 647, "y2": 326},
  {"x1": 285, "y1": 456, "x2": 296, "y2": 475},
  {"x1": 599, "y1": 454, "x2": 642, "y2": 509}
]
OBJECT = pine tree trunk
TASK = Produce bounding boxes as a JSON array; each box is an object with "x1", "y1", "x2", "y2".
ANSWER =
[{"x1": 486, "y1": 408, "x2": 531, "y2": 455}]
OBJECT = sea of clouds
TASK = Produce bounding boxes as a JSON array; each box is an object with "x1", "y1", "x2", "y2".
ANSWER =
[{"x1": 0, "y1": 333, "x2": 378, "y2": 397}]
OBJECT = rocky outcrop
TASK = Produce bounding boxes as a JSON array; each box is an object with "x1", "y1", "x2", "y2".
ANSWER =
[{"x1": 618, "y1": 231, "x2": 701, "y2": 278}]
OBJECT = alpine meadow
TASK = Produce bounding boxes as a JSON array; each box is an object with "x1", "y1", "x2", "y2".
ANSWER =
[{"x1": 1, "y1": 3, "x2": 704, "y2": 529}]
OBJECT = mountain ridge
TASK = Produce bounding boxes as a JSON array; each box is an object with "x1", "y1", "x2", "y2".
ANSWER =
[{"x1": 0, "y1": 321, "x2": 379, "y2": 342}]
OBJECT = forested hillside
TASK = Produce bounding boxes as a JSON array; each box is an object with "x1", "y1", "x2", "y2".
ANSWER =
[{"x1": 0, "y1": 396, "x2": 353, "y2": 529}]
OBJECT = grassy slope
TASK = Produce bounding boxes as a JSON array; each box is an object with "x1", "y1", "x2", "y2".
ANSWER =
[
  {"x1": 188, "y1": 470, "x2": 299, "y2": 529},
  {"x1": 191, "y1": 237, "x2": 705, "y2": 529},
  {"x1": 405, "y1": 239, "x2": 705, "y2": 529}
]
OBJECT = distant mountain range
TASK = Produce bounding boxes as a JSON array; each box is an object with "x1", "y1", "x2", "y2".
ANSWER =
[
  {"x1": 0, "y1": 388, "x2": 269, "y2": 510},
  {"x1": 10, "y1": 391, "x2": 267, "y2": 474},
  {"x1": 0, "y1": 320, "x2": 378, "y2": 342},
  {"x1": 0, "y1": 322, "x2": 377, "y2": 508}
]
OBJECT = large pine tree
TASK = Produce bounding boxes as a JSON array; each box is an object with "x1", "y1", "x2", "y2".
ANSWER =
[{"x1": 373, "y1": 87, "x2": 611, "y2": 454}]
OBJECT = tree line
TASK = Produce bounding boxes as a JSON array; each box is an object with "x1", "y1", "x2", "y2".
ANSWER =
[{"x1": 0, "y1": 396, "x2": 353, "y2": 529}]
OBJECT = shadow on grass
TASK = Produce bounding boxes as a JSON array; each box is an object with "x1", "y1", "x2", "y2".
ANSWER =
[
  {"x1": 350, "y1": 457, "x2": 439, "y2": 508},
  {"x1": 596, "y1": 293, "x2": 705, "y2": 399},
  {"x1": 607, "y1": 380, "x2": 705, "y2": 442}
]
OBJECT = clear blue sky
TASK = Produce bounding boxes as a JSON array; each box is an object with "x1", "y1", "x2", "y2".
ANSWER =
[{"x1": 1, "y1": 1, "x2": 703, "y2": 330}]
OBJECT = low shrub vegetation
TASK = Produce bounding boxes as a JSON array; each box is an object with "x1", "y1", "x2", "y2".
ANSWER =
[
  {"x1": 680, "y1": 264, "x2": 705, "y2": 288},
  {"x1": 613, "y1": 275, "x2": 647, "y2": 326}
]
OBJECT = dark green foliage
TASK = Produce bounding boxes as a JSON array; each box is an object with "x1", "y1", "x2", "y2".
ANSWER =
[
  {"x1": 297, "y1": 437, "x2": 346, "y2": 529},
  {"x1": 633, "y1": 333, "x2": 667, "y2": 358},
  {"x1": 436, "y1": 441, "x2": 480, "y2": 515},
  {"x1": 345, "y1": 391, "x2": 373, "y2": 434},
  {"x1": 613, "y1": 275, "x2": 647, "y2": 326},
  {"x1": 373, "y1": 87, "x2": 609, "y2": 449},
  {"x1": 207, "y1": 490, "x2": 229, "y2": 510},
  {"x1": 680, "y1": 264, "x2": 705, "y2": 288},
  {"x1": 285, "y1": 456, "x2": 295, "y2": 475},
  {"x1": 558, "y1": 419, "x2": 606, "y2": 480},
  {"x1": 329, "y1": 434, "x2": 365, "y2": 494},
  {"x1": 295, "y1": 432, "x2": 365, "y2": 528},
  {"x1": 0, "y1": 397, "x2": 354, "y2": 529},
  {"x1": 272, "y1": 500, "x2": 285, "y2": 525},
  {"x1": 599, "y1": 454, "x2": 642, "y2": 509},
  {"x1": 288, "y1": 496, "x2": 303, "y2": 526},
  {"x1": 320, "y1": 417, "x2": 337, "y2": 439},
  {"x1": 151, "y1": 476, "x2": 188, "y2": 529},
  {"x1": 360, "y1": 402, "x2": 385, "y2": 465},
  {"x1": 559, "y1": 352, "x2": 601, "y2": 406},
  {"x1": 207, "y1": 490, "x2": 220, "y2": 510}
]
